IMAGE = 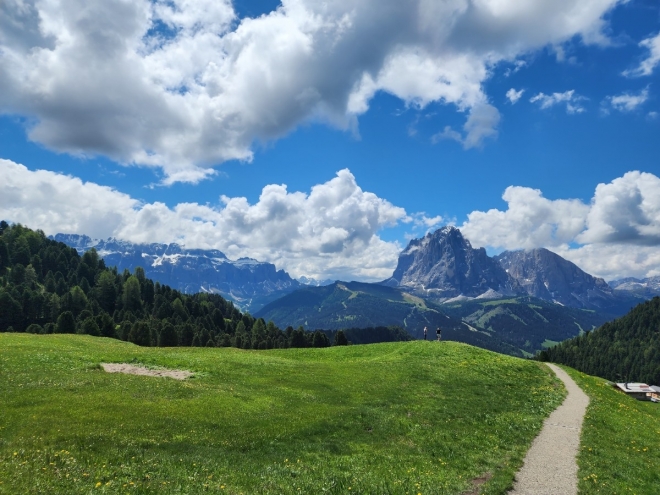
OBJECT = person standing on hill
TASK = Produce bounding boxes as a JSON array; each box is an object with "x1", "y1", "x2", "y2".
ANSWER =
[
  {"x1": 423, "y1": 327, "x2": 427, "y2": 340},
  {"x1": 436, "y1": 327, "x2": 441, "y2": 341}
]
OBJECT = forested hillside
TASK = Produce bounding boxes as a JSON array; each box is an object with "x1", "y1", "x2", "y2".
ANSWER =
[
  {"x1": 0, "y1": 222, "x2": 340, "y2": 349},
  {"x1": 538, "y1": 297, "x2": 660, "y2": 384}
]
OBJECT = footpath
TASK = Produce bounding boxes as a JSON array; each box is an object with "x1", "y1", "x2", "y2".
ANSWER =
[{"x1": 509, "y1": 363, "x2": 589, "y2": 495}]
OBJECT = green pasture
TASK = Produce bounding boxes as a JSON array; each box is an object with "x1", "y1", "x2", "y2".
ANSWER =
[
  {"x1": 0, "y1": 334, "x2": 564, "y2": 494},
  {"x1": 562, "y1": 367, "x2": 660, "y2": 494}
]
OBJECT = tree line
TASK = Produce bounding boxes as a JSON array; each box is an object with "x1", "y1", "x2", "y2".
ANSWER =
[
  {"x1": 537, "y1": 296, "x2": 660, "y2": 385},
  {"x1": 0, "y1": 222, "x2": 353, "y2": 349}
]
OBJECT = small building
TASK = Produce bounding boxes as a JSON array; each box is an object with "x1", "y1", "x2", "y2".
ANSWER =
[
  {"x1": 649, "y1": 385, "x2": 660, "y2": 403},
  {"x1": 614, "y1": 383, "x2": 655, "y2": 401}
]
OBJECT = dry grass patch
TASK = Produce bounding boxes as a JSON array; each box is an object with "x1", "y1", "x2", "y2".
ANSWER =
[{"x1": 101, "y1": 362, "x2": 193, "y2": 380}]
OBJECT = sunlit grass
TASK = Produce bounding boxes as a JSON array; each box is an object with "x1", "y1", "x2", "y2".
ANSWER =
[
  {"x1": 0, "y1": 334, "x2": 564, "y2": 494},
  {"x1": 561, "y1": 367, "x2": 660, "y2": 494}
]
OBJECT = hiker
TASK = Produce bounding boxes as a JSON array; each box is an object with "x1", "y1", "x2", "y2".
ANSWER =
[
  {"x1": 423, "y1": 327, "x2": 427, "y2": 340},
  {"x1": 436, "y1": 327, "x2": 441, "y2": 341}
]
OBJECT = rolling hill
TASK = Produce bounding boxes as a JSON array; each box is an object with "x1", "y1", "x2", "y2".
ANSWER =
[{"x1": 0, "y1": 334, "x2": 564, "y2": 494}]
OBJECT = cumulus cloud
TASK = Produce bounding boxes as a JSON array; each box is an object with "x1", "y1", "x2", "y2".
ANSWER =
[
  {"x1": 461, "y1": 186, "x2": 589, "y2": 250},
  {"x1": 0, "y1": 0, "x2": 622, "y2": 182},
  {"x1": 506, "y1": 88, "x2": 524, "y2": 104},
  {"x1": 623, "y1": 32, "x2": 660, "y2": 77},
  {"x1": 461, "y1": 171, "x2": 660, "y2": 280},
  {"x1": 0, "y1": 159, "x2": 407, "y2": 280},
  {"x1": 530, "y1": 90, "x2": 587, "y2": 114},
  {"x1": 577, "y1": 171, "x2": 660, "y2": 245},
  {"x1": 603, "y1": 87, "x2": 649, "y2": 112}
]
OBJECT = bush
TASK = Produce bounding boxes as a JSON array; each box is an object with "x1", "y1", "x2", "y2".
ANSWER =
[{"x1": 26, "y1": 323, "x2": 43, "y2": 334}]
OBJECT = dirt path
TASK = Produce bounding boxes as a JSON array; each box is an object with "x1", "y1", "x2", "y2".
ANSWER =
[{"x1": 508, "y1": 363, "x2": 589, "y2": 495}]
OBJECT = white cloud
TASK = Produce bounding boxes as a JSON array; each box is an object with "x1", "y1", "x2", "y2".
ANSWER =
[
  {"x1": 577, "y1": 171, "x2": 660, "y2": 245},
  {"x1": 623, "y1": 32, "x2": 660, "y2": 77},
  {"x1": 461, "y1": 186, "x2": 589, "y2": 250},
  {"x1": 0, "y1": 0, "x2": 623, "y2": 182},
  {"x1": 0, "y1": 159, "x2": 406, "y2": 281},
  {"x1": 604, "y1": 87, "x2": 649, "y2": 112},
  {"x1": 530, "y1": 90, "x2": 587, "y2": 114},
  {"x1": 432, "y1": 103, "x2": 501, "y2": 149},
  {"x1": 506, "y1": 88, "x2": 524, "y2": 104},
  {"x1": 553, "y1": 244, "x2": 660, "y2": 282},
  {"x1": 461, "y1": 171, "x2": 660, "y2": 280}
]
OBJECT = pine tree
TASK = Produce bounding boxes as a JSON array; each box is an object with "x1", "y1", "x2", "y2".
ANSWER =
[{"x1": 56, "y1": 311, "x2": 76, "y2": 334}]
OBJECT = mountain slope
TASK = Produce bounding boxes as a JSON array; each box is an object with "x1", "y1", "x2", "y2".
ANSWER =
[
  {"x1": 495, "y1": 248, "x2": 618, "y2": 310},
  {"x1": 53, "y1": 234, "x2": 302, "y2": 312},
  {"x1": 255, "y1": 281, "x2": 597, "y2": 356},
  {"x1": 538, "y1": 297, "x2": 660, "y2": 384},
  {"x1": 441, "y1": 296, "x2": 614, "y2": 357},
  {"x1": 384, "y1": 226, "x2": 521, "y2": 299}
]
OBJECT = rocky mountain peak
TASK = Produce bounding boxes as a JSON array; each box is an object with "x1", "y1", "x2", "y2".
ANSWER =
[
  {"x1": 494, "y1": 248, "x2": 615, "y2": 309},
  {"x1": 387, "y1": 226, "x2": 521, "y2": 299}
]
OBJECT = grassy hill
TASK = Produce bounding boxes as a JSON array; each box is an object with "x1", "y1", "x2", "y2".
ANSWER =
[
  {"x1": 562, "y1": 366, "x2": 660, "y2": 493},
  {"x1": 0, "y1": 334, "x2": 564, "y2": 494}
]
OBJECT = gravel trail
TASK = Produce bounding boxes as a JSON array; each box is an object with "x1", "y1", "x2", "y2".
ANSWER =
[{"x1": 508, "y1": 363, "x2": 589, "y2": 495}]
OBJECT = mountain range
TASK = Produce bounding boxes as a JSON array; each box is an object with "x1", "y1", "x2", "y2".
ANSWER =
[
  {"x1": 384, "y1": 226, "x2": 633, "y2": 311},
  {"x1": 51, "y1": 234, "x2": 310, "y2": 312}
]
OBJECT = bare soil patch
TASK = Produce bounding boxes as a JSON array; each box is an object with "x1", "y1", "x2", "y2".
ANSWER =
[
  {"x1": 463, "y1": 472, "x2": 492, "y2": 495},
  {"x1": 101, "y1": 363, "x2": 193, "y2": 380}
]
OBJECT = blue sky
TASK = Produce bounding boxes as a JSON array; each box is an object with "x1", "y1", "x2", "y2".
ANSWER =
[{"x1": 1, "y1": 0, "x2": 660, "y2": 282}]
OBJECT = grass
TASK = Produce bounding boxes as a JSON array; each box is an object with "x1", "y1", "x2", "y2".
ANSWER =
[
  {"x1": 560, "y1": 367, "x2": 660, "y2": 494},
  {"x1": 0, "y1": 334, "x2": 565, "y2": 494}
]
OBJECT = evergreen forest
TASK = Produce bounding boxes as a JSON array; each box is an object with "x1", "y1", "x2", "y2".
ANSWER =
[
  {"x1": 0, "y1": 222, "x2": 376, "y2": 349},
  {"x1": 537, "y1": 297, "x2": 660, "y2": 385}
]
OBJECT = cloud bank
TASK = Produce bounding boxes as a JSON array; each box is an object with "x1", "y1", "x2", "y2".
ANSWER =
[
  {"x1": 0, "y1": 159, "x2": 405, "y2": 281},
  {"x1": 2, "y1": 158, "x2": 660, "y2": 281},
  {"x1": 0, "y1": 0, "x2": 622, "y2": 182}
]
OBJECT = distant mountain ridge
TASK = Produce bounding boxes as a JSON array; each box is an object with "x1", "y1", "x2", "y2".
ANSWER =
[
  {"x1": 52, "y1": 234, "x2": 303, "y2": 312},
  {"x1": 609, "y1": 276, "x2": 660, "y2": 299},
  {"x1": 495, "y1": 248, "x2": 618, "y2": 310}
]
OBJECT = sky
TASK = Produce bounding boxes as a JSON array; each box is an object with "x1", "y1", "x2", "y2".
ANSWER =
[{"x1": 1, "y1": 0, "x2": 660, "y2": 283}]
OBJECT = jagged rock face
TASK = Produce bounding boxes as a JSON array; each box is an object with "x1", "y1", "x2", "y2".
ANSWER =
[
  {"x1": 495, "y1": 248, "x2": 615, "y2": 309},
  {"x1": 52, "y1": 234, "x2": 302, "y2": 311},
  {"x1": 388, "y1": 226, "x2": 521, "y2": 298}
]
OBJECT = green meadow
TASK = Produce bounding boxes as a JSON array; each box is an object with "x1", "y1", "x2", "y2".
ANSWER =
[
  {"x1": 563, "y1": 367, "x2": 660, "y2": 494},
  {"x1": 0, "y1": 334, "x2": 566, "y2": 494}
]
